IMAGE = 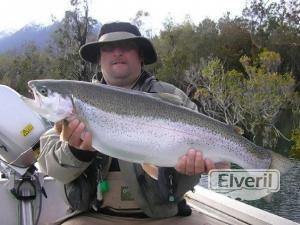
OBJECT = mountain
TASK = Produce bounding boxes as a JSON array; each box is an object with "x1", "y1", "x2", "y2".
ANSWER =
[
  {"x1": 0, "y1": 22, "x2": 101, "y2": 54},
  {"x1": 0, "y1": 23, "x2": 58, "y2": 53},
  {"x1": 0, "y1": 30, "x2": 12, "y2": 39}
]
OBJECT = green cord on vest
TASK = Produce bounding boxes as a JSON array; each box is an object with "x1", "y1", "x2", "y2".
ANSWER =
[{"x1": 99, "y1": 180, "x2": 109, "y2": 193}]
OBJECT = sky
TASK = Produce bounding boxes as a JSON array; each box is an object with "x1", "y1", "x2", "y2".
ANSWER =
[{"x1": 0, "y1": 0, "x2": 248, "y2": 34}]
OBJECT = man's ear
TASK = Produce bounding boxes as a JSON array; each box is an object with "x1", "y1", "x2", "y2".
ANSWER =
[{"x1": 139, "y1": 49, "x2": 144, "y2": 67}]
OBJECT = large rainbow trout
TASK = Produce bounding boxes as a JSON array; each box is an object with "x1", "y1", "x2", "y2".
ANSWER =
[{"x1": 23, "y1": 80, "x2": 293, "y2": 174}]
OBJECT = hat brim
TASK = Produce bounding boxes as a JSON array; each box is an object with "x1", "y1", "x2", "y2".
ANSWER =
[{"x1": 79, "y1": 36, "x2": 157, "y2": 65}]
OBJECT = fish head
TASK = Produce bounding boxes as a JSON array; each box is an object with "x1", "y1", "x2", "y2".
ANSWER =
[{"x1": 23, "y1": 80, "x2": 74, "y2": 123}]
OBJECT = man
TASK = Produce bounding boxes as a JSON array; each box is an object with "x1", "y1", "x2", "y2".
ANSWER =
[{"x1": 38, "y1": 22, "x2": 227, "y2": 225}]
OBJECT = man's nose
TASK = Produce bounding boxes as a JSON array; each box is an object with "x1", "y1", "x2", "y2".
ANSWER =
[{"x1": 112, "y1": 47, "x2": 124, "y2": 55}]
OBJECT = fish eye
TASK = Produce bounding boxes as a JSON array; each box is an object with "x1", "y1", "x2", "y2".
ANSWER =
[{"x1": 38, "y1": 86, "x2": 48, "y2": 96}]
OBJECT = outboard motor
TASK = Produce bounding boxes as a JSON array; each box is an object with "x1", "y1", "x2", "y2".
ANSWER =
[
  {"x1": 0, "y1": 85, "x2": 50, "y2": 167},
  {"x1": 0, "y1": 84, "x2": 52, "y2": 225}
]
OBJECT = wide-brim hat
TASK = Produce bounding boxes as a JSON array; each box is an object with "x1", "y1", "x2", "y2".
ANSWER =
[{"x1": 79, "y1": 22, "x2": 157, "y2": 65}]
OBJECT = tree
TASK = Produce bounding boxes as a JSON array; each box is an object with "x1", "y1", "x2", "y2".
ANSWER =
[
  {"x1": 216, "y1": 14, "x2": 254, "y2": 72},
  {"x1": 153, "y1": 15, "x2": 254, "y2": 91},
  {"x1": 155, "y1": 19, "x2": 205, "y2": 89},
  {"x1": 0, "y1": 42, "x2": 52, "y2": 95},
  {"x1": 186, "y1": 50, "x2": 299, "y2": 154},
  {"x1": 130, "y1": 10, "x2": 153, "y2": 38},
  {"x1": 242, "y1": 0, "x2": 300, "y2": 82},
  {"x1": 49, "y1": 0, "x2": 98, "y2": 81},
  {"x1": 195, "y1": 18, "x2": 219, "y2": 60}
]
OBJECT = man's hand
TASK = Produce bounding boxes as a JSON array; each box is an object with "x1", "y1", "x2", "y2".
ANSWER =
[
  {"x1": 175, "y1": 149, "x2": 230, "y2": 176},
  {"x1": 54, "y1": 118, "x2": 93, "y2": 151}
]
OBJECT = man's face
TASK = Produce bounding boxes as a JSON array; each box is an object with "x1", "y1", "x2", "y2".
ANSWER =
[{"x1": 99, "y1": 40, "x2": 143, "y2": 87}]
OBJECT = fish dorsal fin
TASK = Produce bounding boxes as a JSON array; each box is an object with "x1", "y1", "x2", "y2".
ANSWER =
[{"x1": 148, "y1": 92, "x2": 184, "y2": 106}]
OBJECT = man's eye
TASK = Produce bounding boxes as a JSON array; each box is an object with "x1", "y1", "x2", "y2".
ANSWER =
[{"x1": 101, "y1": 44, "x2": 115, "y2": 52}]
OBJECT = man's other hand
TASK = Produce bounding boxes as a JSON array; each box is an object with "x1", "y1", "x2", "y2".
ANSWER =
[{"x1": 175, "y1": 149, "x2": 230, "y2": 176}]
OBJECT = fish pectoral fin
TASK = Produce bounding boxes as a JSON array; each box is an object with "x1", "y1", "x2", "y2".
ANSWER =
[
  {"x1": 149, "y1": 92, "x2": 184, "y2": 106},
  {"x1": 142, "y1": 163, "x2": 158, "y2": 180}
]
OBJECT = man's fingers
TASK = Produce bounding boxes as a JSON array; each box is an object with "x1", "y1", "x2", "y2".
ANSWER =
[
  {"x1": 68, "y1": 122, "x2": 85, "y2": 147},
  {"x1": 66, "y1": 115, "x2": 77, "y2": 122},
  {"x1": 195, "y1": 151, "x2": 204, "y2": 174},
  {"x1": 62, "y1": 119, "x2": 80, "y2": 141},
  {"x1": 205, "y1": 159, "x2": 215, "y2": 172},
  {"x1": 185, "y1": 149, "x2": 196, "y2": 175},
  {"x1": 79, "y1": 131, "x2": 93, "y2": 150},
  {"x1": 175, "y1": 149, "x2": 225, "y2": 176},
  {"x1": 175, "y1": 155, "x2": 187, "y2": 173}
]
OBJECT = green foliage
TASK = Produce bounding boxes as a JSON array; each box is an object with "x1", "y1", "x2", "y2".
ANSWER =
[
  {"x1": 155, "y1": 21, "x2": 198, "y2": 89},
  {"x1": 290, "y1": 129, "x2": 300, "y2": 159},
  {"x1": 242, "y1": 0, "x2": 300, "y2": 82},
  {"x1": 0, "y1": 43, "x2": 54, "y2": 95},
  {"x1": 198, "y1": 59, "x2": 245, "y2": 124},
  {"x1": 240, "y1": 52, "x2": 296, "y2": 147},
  {"x1": 191, "y1": 50, "x2": 298, "y2": 150},
  {"x1": 154, "y1": 15, "x2": 255, "y2": 89},
  {"x1": 217, "y1": 14, "x2": 253, "y2": 71},
  {"x1": 49, "y1": 0, "x2": 98, "y2": 81},
  {"x1": 257, "y1": 50, "x2": 281, "y2": 73}
]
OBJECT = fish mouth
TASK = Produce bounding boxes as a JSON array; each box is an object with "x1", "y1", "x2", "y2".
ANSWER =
[
  {"x1": 28, "y1": 80, "x2": 35, "y2": 89},
  {"x1": 24, "y1": 83, "x2": 42, "y2": 107},
  {"x1": 27, "y1": 88, "x2": 34, "y2": 99},
  {"x1": 27, "y1": 81, "x2": 37, "y2": 100}
]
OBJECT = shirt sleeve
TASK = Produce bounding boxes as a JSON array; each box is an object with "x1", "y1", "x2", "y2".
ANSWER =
[{"x1": 37, "y1": 128, "x2": 93, "y2": 184}]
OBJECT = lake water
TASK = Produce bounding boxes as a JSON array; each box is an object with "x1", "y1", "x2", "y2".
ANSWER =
[{"x1": 198, "y1": 158, "x2": 300, "y2": 223}]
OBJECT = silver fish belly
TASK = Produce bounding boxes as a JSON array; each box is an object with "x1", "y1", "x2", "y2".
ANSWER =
[{"x1": 74, "y1": 97, "x2": 270, "y2": 168}]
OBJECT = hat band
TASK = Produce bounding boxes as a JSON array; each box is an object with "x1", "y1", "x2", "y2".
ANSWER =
[{"x1": 99, "y1": 32, "x2": 138, "y2": 42}]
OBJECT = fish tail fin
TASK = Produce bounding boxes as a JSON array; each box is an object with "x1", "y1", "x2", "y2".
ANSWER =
[{"x1": 269, "y1": 150, "x2": 294, "y2": 175}]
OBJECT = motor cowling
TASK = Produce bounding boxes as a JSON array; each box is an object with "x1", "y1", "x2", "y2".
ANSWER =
[{"x1": 0, "y1": 85, "x2": 51, "y2": 167}]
